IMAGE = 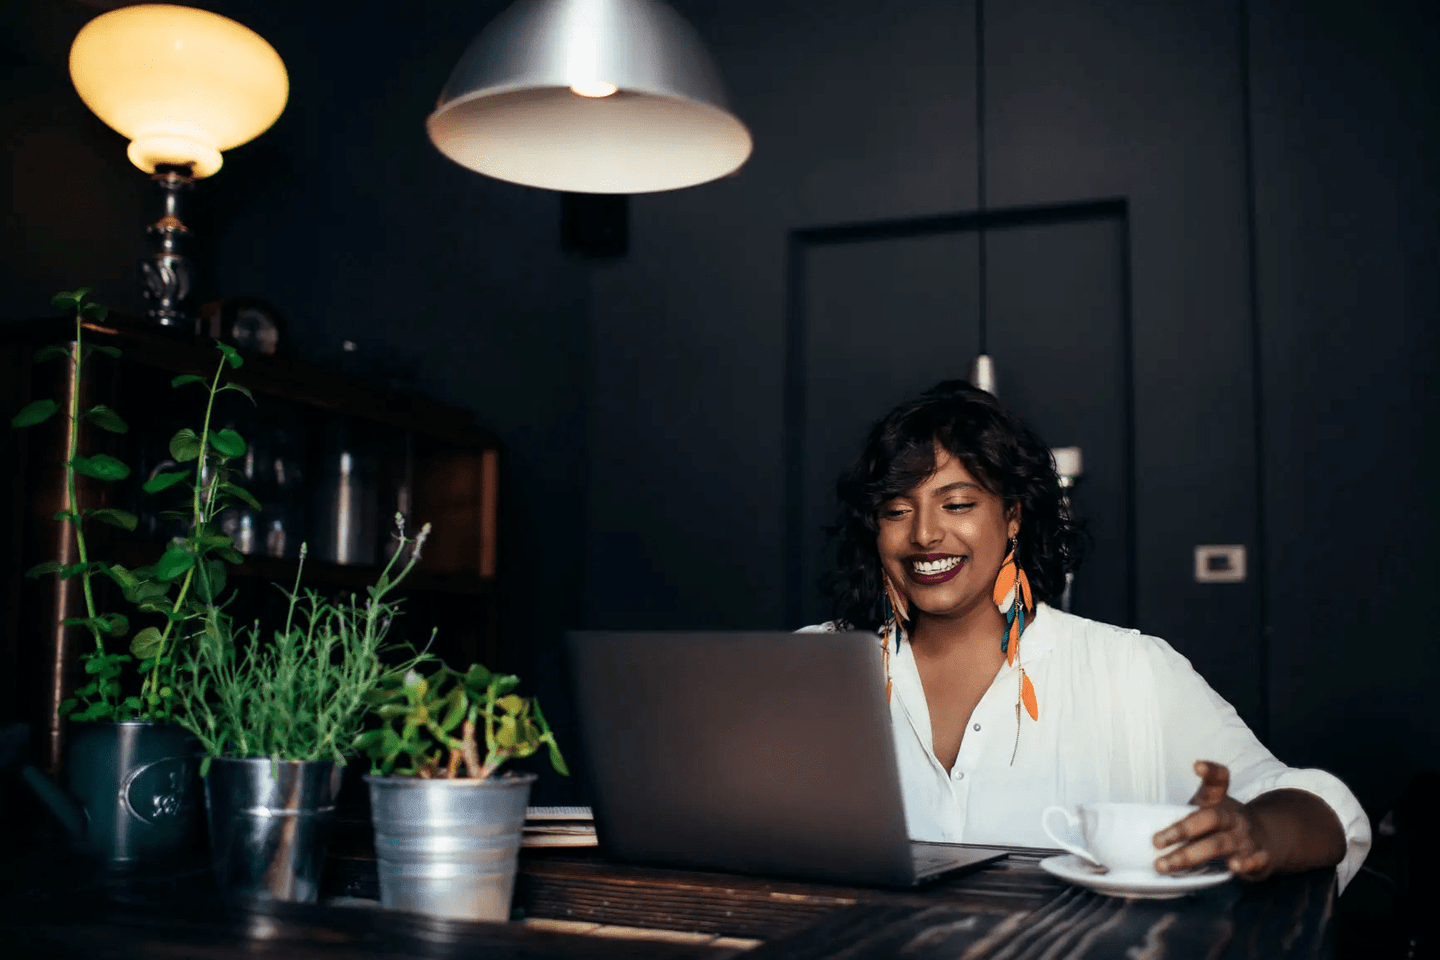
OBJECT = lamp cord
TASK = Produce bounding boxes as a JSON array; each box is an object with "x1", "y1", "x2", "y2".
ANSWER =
[{"x1": 975, "y1": 0, "x2": 988, "y2": 354}]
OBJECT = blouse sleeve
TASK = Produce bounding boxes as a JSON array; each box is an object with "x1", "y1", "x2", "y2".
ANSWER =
[{"x1": 1141, "y1": 636, "x2": 1371, "y2": 894}]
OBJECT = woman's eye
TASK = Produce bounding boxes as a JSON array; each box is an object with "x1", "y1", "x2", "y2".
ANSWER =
[
  {"x1": 943, "y1": 501, "x2": 976, "y2": 512},
  {"x1": 879, "y1": 507, "x2": 909, "y2": 520}
]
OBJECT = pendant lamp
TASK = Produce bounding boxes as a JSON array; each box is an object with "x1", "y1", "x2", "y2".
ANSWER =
[{"x1": 427, "y1": 0, "x2": 752, "y2": 194}]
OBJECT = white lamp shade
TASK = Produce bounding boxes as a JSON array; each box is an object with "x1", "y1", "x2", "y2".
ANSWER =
[
  {"x1": 428, "y1": 0, "x2": 752, "y2": 194},
  {"x1": 69, "y1": 4, "x2": 288, "y2": 178}
]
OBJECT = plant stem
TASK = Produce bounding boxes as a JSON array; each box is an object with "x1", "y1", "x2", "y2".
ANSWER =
[
  {"x1": 141, "y1": 353, "x2": 227, "y2": 713},
  {"x1": 65, "y1": 312, "x2": 111, "y2": 708}
]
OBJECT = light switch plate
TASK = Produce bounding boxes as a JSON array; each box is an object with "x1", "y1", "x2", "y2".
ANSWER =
[{"x1": 1194, "y1": 545, "x2": 1246, "y2": 583}]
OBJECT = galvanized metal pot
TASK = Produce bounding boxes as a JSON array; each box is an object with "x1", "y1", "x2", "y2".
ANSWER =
[
  {"x1": 65, "y1": 721, "x2": 202, "y2": 863},
  {"x1": 204, "y1": 757, "x2": 344, "y2": 903},
  {"x1": 366, "y1": 772, "x2": 536, "y2": 921}
]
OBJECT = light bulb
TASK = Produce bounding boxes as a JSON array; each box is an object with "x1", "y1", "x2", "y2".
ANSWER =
[{"x1": 569, "y1": 80, "x2": 619, "y2": 98}]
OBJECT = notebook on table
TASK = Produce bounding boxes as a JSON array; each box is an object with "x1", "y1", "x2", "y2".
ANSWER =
[{"x1": 565, "y1": 629, "x2": 1006, "y2": 887}]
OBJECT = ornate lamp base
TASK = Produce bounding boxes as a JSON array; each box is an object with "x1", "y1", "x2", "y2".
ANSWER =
[{"x1": 140, "y1": 165, "x2": 195, "y2": 329}]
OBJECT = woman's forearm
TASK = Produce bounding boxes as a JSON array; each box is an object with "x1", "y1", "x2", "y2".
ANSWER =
[{"x1": 1246, "y1": 788, "x2": 1348, "y2": 874}]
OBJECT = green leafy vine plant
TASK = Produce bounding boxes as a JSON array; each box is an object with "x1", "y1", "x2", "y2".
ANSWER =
[
  {"x1": 108, "y1": 339, "x2": 257, "y2": 722},
  {"x1": 176, "y1": 515, "x2": 433, "y2": 774},
  {"x1": 357, "y1": 656, "x2": 568, "y2": 781},
  {"x1": 11, "y1": 289, "x2": 136, "y2": 721},
  {"x1": 9, "y1": 288, "x2": 260, "y2": 723}
]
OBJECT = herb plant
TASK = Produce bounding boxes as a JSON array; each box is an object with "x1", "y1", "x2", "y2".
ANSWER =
[
  {"x1": 9, "y1": 288, "x2": 259, "y2": 723},
  {"x1": 177, "y1": 515, "x2": 432, "y2": 772},
  {"x1": 357, "y1": 658, "x2": 568, "y2": 780},
  {"x1": 11, "y1": 289, "x2": 135, "y2": 720}
]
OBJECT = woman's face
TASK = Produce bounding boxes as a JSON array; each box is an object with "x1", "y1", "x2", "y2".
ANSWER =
[{"x1": 875, "y1": 446, "x2": 1019, "y2": 622}]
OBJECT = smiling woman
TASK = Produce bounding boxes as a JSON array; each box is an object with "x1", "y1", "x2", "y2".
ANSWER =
[{"x1": 809, "y1": 380, "x2": 1371, "y2": 894}]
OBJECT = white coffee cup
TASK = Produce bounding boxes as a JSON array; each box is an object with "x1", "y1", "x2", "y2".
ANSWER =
[{"x1": 1041, "y1": 802, "x2": 1197, "y2": 875}]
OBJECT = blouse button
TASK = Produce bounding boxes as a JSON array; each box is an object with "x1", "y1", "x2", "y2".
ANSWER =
[
  {"x1": 955, "y1": 771, "x2": 965, "y2": 781},
  {"x1": 973, "y1": 723, "x2": 981, "y2": 731}
]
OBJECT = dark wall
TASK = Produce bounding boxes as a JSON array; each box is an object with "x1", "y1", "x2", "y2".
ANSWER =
[
  {"x1": 584, "y1": 0, "x2": 1439, "y2": 817},
  {"x1": 1249, "y1": 0, "x2": 1440, "y2": 815}
]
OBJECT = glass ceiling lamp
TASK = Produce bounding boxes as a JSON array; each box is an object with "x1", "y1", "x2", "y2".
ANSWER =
[
  {"x1": 69, "y1": 3, "x2": 288, "y2": 327},
  {"x1": 428, "y1": 0, "x2": 752, "y2": 194}
]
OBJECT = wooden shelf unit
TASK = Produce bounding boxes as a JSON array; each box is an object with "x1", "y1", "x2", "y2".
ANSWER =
[{"x1": 0, "y1": 314, "x2": 503, "y2": 772}]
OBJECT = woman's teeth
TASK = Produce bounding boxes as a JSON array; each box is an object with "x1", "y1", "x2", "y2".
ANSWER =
[{"x1": 912, "y1": 557, "x2": 962, "y2": 575}]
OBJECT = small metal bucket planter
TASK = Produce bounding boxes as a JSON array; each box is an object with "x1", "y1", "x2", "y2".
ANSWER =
[
  {"x1": 204, "y1": 757, "x2": 345, "y2": 903},
  {"x1": 366, "y1": 772, "x2": 536, "y2": 921},
  {"x1": 65, "y1": 720, "x2": 203, "y2": 864}
]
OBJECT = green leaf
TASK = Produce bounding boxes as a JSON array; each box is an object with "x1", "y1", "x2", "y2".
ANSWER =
[
  {"x1": 353, "y1": 730, "x2": 388, "y2": 753},
  {"x1": 33, "y1": 344, "x2": 70, "y2": 363},
  {"x1": 171, "y1": 374, "x2": 207, "y2": 389},
  {"x1": 220, "y1": 482, "x2": 261, "y2": 511},
  {"x1": 71, "y1": 454, "x2": 131, "y2": 482},
  {"x1": 196, "y1": 558, "x2": 227, "y2": 602},
  {"x1": 492, "y1": 675, "x2": 520, "y2": 696},
  {"x1": 11, "y1": 399, "x2": 58, "y2": 428},
  {"x1": 143, "y1": 470, "x2": 190, "y2": 494},
  {"x1": 218, "y1": 382, "x2": 256, "y2": 404},
  {"x1": 497, "y1": 694, "x2": 524, "y2": 715},
  {"x1": 83, "y1": 656, "x2": 106, "y2": 674},
  {"x1": 155, "y1": 545, "x2": 195, "y2": 581},
  {"x1": 101, "y1": 613, "x2": 130, "y2": 638},
  {"x1": 130, "y1": 627, "x2": 163, "y2": 660},
  {"x1": 79, "y1": 301, "x2": 108, "y2": 322},
  {"x1": 52, "y1": 510, "x2": 78, "y2": 522},
  {"x1": 547, "y1": 739, "x2": 569, "y2": 776},
  {"x1": 83, "y1": 404, "x2": 128, "y2": 434},
  {"x1": 496, "y1": 716, "x2": 516, "y2": 749},
  {"x1": 77, "y1": 701, "x2": 113, "y2": 721},
  {"x1": 92, "y1": 345, "x2": 121, "y2": 359},
  {"x1": 198, "y1": 533, "x2": 234, "y2": 550},
  {"x1": 60, "y1": 698, "x2": 77, "y2": 716},
  {"x1": 169, "y1": 428, "x2": 203, "y2": 462},
  {"x1": 217, "y1": 546, "x2": 245, "y2": 565},
  {"x1": 51, "y1": 290, "x2": 82, "y2": 310},
  {"x1": 217, "y1": 343, "x2": 242, "y2": 368},
  {"x1": 122, "y1": 696, "x2": 143, "y2": 712},
  {"x1": 24, "y1": 560, "x2": 62, "y2": 578},
  {"x1": 463, "y1": 664, "x2": 493, "y2": 689},
  {"x1": 208, "y1": 428, "x2": 247, "y2": 458},
  {"x1": 87, "y1": 508, "x2": 138, "y2": 532},
  {"x1": 104, "y1": 563, "x2": 138, "y2": 590},
  {"x1": 439, "y1": 687, "x2": 468, "y2": 732}
]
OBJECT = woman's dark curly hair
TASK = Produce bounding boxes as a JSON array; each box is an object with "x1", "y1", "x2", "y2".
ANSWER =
[{"x1": 824, "y1": 379, "x2": 1084, "y2": 630}]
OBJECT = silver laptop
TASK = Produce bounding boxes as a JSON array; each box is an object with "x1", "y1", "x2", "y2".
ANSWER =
[{"x1": 566, "y1": 630, "x2": 1006, "y2": 886}]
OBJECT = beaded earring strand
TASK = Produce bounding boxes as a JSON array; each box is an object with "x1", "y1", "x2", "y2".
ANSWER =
[
  {"x1": 993, "y1": 538, "x2": 1038, "y2": 764},
  {"x1": 880, "y1": 573, "x2": 910, "y2": 702}
]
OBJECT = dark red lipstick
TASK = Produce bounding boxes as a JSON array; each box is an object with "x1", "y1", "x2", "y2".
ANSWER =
[{"x1": 907, "y1": 554, "x2": 966, "y2": 585}]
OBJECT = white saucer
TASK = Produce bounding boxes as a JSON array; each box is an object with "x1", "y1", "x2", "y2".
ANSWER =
[{"x1": 1039, "y1": 854, "x2": 1232, "y2": 900}]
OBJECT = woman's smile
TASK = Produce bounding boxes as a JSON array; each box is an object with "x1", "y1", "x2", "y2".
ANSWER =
[{"x1": 907, "y1": 553, "x2": 967, "y2": 584}]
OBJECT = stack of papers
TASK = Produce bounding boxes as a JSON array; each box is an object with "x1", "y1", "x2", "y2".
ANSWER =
[{"x1": 524, "y1": 805, "x2": 597, "y2": 847}]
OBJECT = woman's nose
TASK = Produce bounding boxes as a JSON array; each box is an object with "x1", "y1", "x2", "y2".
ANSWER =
[{"x1": 910, "y1": 509, "x2": 941, "y2": 547}]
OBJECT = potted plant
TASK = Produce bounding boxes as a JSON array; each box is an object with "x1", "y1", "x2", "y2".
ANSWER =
[
  {"x1": 356, "y1": 658, "x2": 568, "y2": 921},
  {"x1": 174, "y1": 514, "x2": 430, "y2": 903},
  {"x1": 9, "y1": 288, "x2": 254, "y2": 864}
]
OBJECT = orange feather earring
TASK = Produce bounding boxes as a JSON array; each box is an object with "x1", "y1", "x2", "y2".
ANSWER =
[{"x1": 994, "y1": 538, "x2": 1039, "y2": 765}]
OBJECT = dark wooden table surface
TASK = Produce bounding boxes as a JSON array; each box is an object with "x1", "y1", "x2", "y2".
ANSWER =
[{"x1": 1, "y1": 839, "x2": 1335, "y2": 959}]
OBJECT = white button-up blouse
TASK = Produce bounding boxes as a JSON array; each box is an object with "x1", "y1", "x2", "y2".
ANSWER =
[{"x1": 803, "y1": 604, "x2": 1371, "y2": 892}]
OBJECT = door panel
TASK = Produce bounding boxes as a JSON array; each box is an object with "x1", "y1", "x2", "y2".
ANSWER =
[
  {"x1": 799, "y1": 232, "x2": 980, "y2": 626},
  {"x1": 792, "y1": 209, "x2": 1132, "y2": 629}
]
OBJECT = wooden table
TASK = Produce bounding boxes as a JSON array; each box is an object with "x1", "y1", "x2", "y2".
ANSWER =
[{"x1": 1, "y1": 842, "x2": 1335, "y2": 959}]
